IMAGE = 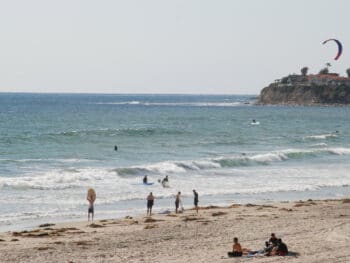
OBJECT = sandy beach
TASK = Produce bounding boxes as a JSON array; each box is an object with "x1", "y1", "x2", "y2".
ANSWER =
[{"x1": 0, "y1": 198, "x2": 349, "y2": 263}]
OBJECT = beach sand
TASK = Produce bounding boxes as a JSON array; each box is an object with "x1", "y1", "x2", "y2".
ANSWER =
[{"x1": 0, "y1": 199, "x2": 349, "y2": 263}]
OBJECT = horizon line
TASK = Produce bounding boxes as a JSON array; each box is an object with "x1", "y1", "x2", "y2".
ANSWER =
[{"x1": 0, "y1": 91, "x2": 259, "y2": 96}]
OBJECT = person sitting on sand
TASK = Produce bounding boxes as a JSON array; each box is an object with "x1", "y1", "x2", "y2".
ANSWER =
[
  {"x1": 175, "y1": 192, "x2": 181, "y2": 213},
  {"x1": 228, "y1": 237, "x2": 243, "y2": 257},
  {"x1": 265, "y1": 233, "x2": 278, "y2": 253},
  {"x1": 143, "y1": 175, "x2": 148, "y2": 184},
  {"x1": 271, "y1": 239, "x2": 288, "y2": 256},
  {"x1": 269, "y1": 233, "x2": 278, "y2": 246},
  {"x1": 87, "y1": 188, "x2": 96, "y2": 222},
  {"x1": 147, "y1": 192, "x2": 154, "y2": 216}
]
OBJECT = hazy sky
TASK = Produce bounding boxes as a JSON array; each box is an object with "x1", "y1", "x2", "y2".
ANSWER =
[{"x1": 0, "y1": 0, "x2": 349, "y2": 94}]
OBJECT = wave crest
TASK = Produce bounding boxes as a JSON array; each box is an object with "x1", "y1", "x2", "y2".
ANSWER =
[{"x1": 113, "y1": 147, "x2": 350, "y2": 176}]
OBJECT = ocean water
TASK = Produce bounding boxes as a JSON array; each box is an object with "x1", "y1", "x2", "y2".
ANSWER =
[{"x1": 0, "y1": 93, "x2": 350, "y2": 230}]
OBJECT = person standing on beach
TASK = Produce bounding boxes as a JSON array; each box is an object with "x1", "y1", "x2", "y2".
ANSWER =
[
  {"x1": 87, "y1": 188, "x2": 96, "y2": 222},
  {"x1": 193, "y1": 189, "x2": 199, "y2": 214},
  {"x1": 175, "y1": 191, "x2": 181, "y2": 213},
  {"x1": 147, "y1": 192, "x2": 154, "y2": 216}
]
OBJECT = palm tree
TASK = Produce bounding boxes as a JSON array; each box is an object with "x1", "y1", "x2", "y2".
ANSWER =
[
  {"x1": 319, "y1": 67, "x2": 329, "y2": 75},
  {"x1": 301, "y1": 67, "x2": 308, "y2": 76},
  {"x1": 346, "y1": 68, "x2": 350, "y2": 77}
]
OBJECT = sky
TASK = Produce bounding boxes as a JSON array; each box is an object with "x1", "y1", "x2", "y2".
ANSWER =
[{"x1": 0, "y1": 0, "x2": 349, "y2": 94}]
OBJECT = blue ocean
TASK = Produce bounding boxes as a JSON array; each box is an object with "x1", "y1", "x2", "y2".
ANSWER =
[{"x1": 1, "y1": 93, "x2": 349, "y2": 230}]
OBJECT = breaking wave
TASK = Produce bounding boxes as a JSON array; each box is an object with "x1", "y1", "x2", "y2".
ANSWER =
[
  {"x1": 113, "y1": 147, "x2": 350, "y2": 176},
  {"x1": 304, "y1": 133, "x2": 338, "y2": 140},
  {"x1": 2, "y1": 147, "x2": 350, "y2": 191}
]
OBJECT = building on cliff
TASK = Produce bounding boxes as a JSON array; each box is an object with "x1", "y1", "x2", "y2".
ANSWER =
[
  {"x1": 307, "y1": 74, "x2": 350, "y2": 86},
  {"x1": 259, "y1": 72, "x2": 350, "y2": 105},
  {"x1": 275, "y1": 74, "x2": 350, "y2": 86}
]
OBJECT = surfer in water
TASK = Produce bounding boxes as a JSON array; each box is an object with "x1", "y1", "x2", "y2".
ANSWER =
[
  {"x1": 161, "y1": 175, "x2": 169, "y2": 187},
  {"x1": 252, "y1": 119, "x2": 256, "y2": 124},
  {"x1": 143, "y1": 175, "x2": 148, "y2": 184},
  {"x1": 114, "y1": 145, "x2": 118, "y2": 151}
]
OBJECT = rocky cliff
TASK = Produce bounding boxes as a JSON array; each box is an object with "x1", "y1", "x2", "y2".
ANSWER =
[{"x1": 258, "y1": 74, "x2": 350, "y2": 105}]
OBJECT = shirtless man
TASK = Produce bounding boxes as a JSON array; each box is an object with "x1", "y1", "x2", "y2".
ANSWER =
[
  {"x1": 175, "y1": 192, "x2": 181, "y2": 213},
  {"x1": 147, "y1": 192, "x2": 154, "y2": 216},
  {"x1": 228, "y1": 237, "x2": 243, "y2": 257}
]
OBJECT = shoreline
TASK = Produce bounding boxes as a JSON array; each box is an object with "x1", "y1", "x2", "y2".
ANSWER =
[
  {"x1": 2, "y1": 185, "x2": 349, "y2": 233},
  {"x1": 1, "y1": 198, "x2": 349, "y2": 262}
]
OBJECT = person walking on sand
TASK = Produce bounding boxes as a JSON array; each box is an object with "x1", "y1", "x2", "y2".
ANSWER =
[
  {"x1": 175, "y1": 191, "x2": 181, "y2": 213},
  {"x1": 147, "y1": 192, "x2": 154, "y2": 216},
  {"x1": 87, "y1": 188, "x2": 96, "y2": 222},
  {"x1": 193, "y1": 189, "x2": 199, "y2": 214}
]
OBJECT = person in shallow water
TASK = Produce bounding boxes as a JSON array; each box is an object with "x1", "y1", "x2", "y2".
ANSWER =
[
  {"x1": 114, "y1": 145, "x2": 118, "y2": 151},
  {"x1": 87, "y1": 188, "x2": 96, "y2": 222},
  {"x1": 146, "y1": 192, "x2": 154, "y2": 216},
  {"x1": 143, "y1": 175, "x2": 148, "y2": 184},
  {"x1": 160, "y1": 175, "x2": 169, "y2": 187},
  {"x1": 162, "y1": 175, "x2": 169, "y2": 183},
  {"x1": 175, "y1": 191, "x2": 181, "y2": 213}
]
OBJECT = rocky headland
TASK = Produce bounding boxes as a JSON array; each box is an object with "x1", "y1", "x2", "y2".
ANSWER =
[{"x1": 258, "y1": 67, "x2": 350, "y2": 105}]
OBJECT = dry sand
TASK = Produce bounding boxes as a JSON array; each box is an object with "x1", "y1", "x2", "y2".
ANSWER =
[{"x1": 0, "y1": 199, "x2": 349, "y2": 263}]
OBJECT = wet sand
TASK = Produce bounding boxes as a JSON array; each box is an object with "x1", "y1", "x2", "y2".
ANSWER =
[{"x1": 0, "y1": 199, "x2": 349, "y2": 263}]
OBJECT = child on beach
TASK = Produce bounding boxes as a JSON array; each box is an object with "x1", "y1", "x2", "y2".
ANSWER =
[
  {"x1": 147, "y1": 192, "x2": 154, "y2": 216},
  {"x1": 87, "y1": 188, "x2": 96, "y2": 222}
]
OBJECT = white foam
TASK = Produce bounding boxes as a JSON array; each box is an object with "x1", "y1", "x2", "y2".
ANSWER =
[
  {"x1": 311, "y1": 143, "x2": 328, "y2": 147},
  {"x1": 249, "y1": 152, "x2": 287, "y2": 162},
  {"x1": 304, "y1": 133, "x2": 337, "y2": 140},
  {"x1": 327, "y1": 147, "x2": 350, "y2": 155},
  {"x1": 0, "y1": 167, "x2": 115, "y2": 190}
]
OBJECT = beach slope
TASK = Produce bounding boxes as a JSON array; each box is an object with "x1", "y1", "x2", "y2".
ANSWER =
[{"x1": 0, "y1": 199, "x2": 349, "y2": 263}]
